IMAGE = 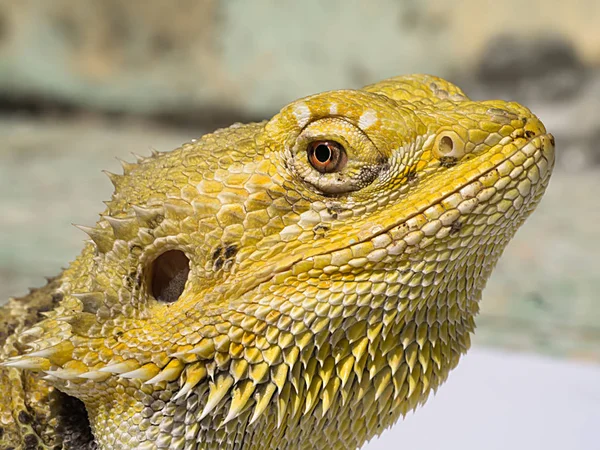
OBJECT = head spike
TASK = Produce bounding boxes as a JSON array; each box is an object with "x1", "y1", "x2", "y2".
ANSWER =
[
  {"x1": 19, "y1": 326, "x2": 45, "y2": 338},
  {"x1": 102, "y1": 170, "x2": 122, "y2": 189},
  {"x1": 23, "y1": 341, "x2": 74, "y2": 366},
  {"x1": 103, "y1": 215, "x2": 139, "y2": 241},
  {"x1": 132, "y1": 205, "x2": 165, "y2": 228},
  {"x1": 130, "y1": 152, "x2": 146, "y2": 163},
  {"x1": 71, "y1": 292, "x2": 104, "y2": 314},
  {"x1": 73, "y1": 224, "x2": 115, "y2": 253},
  {"x1": 44, "y1": 368, "x2": 85, "y2": 381},
  {"x1": 99, "y1": 360, "x2": 140, "y2": 374},
  {"x1": 116, "y1": 157, "x2": 137, "y2": 174},
  {"x1": 78, "y1": 370, "x2": 111, "y2": 381}
]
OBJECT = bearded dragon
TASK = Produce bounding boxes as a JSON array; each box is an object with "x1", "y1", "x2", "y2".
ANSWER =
[{"x1": 0, "y1": 74, "x2": 554, "y2": 449}]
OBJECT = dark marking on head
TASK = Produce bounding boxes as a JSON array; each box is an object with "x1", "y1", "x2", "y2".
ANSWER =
[
  {"x1": 524, "y1": 130, "x2": 536, "y2": 139},
  {"x1": 51, "y1": 292, "x2": 64, "y2": 304},
  {"x1": 357, "y1": 165, "x2": 384, "y2": 186},
  {"x1": 212, "y1": 246, "x2": 222, "y2": 261},
  {"x1": 439, "y1": 156, "x2": 458, "y2": 168},
  {"x1": 326, "y1": 204, "x2": 344, "y2": 220},
  {"x1": 148, "y1": 214, "x2": 165, "y2": 230},
  {"x1": 129, "y1": 244, "x2": 144, "y2": 257},
  {"x1": 549, "y1": 135, "x2": 555, "y2": 146},
  {"x1": 224, "y1": 245, "x2": 238, "y2": 259},
  {"x1": 213, "y1": 243, "x2": 238, "y2": 272},
  {"x1": 450, "y1": 221, "x2": 463, "y2": 235},
  {"x1": 125, "y1": 270, "x2": 140, "y2": 290},
  {"x1": 18, "y1": 411, "x2": 33, "y2": 425},
  {"x1": 23, "y1": 433, "x2": 39, "y2": 450},
  {"x1": 406, "y1": 169, "x2": 418, "y2": 183},
  {"x1": 313, "y1": 224, "x2": 330, "y2": 238}
]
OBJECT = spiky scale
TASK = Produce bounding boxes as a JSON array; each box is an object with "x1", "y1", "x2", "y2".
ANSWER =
[
  {"x1": 132, "y1": 205, "x2": 165, "y2": 228},
  {"x1": 117, "y1": 158, "x2": 138, "y2": 174},
  {"x1": 100, "y1": 360, "x2": 140, "y2": 374},
  {"x1": 199, "y1": 375, "x2": 234, "y2": 421},
  {"x1": 73, "y1": 224, "x2": 115, "y2": 253},
  {"x1": 72, "y1": 292, "x2": 104, "y2": 314},
  {"x1": 2, "y1": 356, "x2": 51, "y2": 371},
  {"x1": 103, "y1": 215, "x2": 139, "y2": 241},
  {"x1": 223, "y1": 379, "x2": 255, "y2": 424},
  {"x1": 173, "y1": 363, "x2": 207, "y2": 401},
  {"x1": 102, "y1": 169, "x2": 122, "y2": 189},
  {"x1": 321, "y1": 377, "x2": 341, "y2": 416},
  {"x1": 272, "y1": 383, "x2": 289, "y2": 429},
  {"x1": 144, "y1": 359, "x2": 184, "y2": 384}
]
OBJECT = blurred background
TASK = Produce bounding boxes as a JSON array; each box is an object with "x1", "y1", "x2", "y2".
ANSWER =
[{"x1": 0, "y1": 1, "x2": 598, "y2": 448}]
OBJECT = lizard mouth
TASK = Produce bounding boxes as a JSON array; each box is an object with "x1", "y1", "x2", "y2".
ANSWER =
[
  {"x1": 210, "y1": 130, "x2": 555, "y2": 305},
  {"x1": 320, "y1": 130, "x2": 555, "y2": 256}
]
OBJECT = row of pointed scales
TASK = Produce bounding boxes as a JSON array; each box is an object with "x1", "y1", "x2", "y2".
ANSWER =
[
  {"x1": 114, "y1": 320, "x2": 463, "y2": 447},
  {"x1": 5, "y1": 304, "x2": 466, "y2": 446},
  {"x1": 2, "y1": 151, "x2": 187, "y2": 378},
  {"x1": 76, "y1": 151, "x2": 191, "y2": 256}
]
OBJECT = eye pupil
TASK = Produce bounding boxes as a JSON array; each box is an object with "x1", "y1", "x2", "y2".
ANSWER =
[
  {"x1": 307, "y1": 140, "x2": 347, "y2": 173},
  {"x1": 315, "y1": 144, "x2": 331, "y2": 163}
]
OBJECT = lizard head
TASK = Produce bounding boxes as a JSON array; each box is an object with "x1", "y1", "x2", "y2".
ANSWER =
[{"x1": 4, "y1": 75, "x2": 554, "y2": 448}]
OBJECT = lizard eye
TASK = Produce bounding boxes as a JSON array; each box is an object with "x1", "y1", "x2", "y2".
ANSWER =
[
  {"x1": 149, "y1": 250, "x2": 190, "y2": 303},
  {"x1": 307, "y1": 141, "x2": 348, "y2": 173}
]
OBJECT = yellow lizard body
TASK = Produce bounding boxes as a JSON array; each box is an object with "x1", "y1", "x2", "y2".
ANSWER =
[{"x1": 0, "y1": 74, "x2": 554, "y2": 449}]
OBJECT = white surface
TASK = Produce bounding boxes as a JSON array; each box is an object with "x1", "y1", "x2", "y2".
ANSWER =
[{"x1": 363, "y1": 347, "x2": 600, "y2": 450}]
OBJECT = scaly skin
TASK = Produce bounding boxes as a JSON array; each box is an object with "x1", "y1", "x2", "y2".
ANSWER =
[{"x1": 0, "y1": 74, "x2": 554, "y2": 449}]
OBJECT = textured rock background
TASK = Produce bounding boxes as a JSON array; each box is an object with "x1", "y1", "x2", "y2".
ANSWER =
[{"x1": 0, "y1": 1, "x2": 598, "y2": 361}]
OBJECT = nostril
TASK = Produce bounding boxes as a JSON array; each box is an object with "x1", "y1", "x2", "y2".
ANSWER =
[
  {"x1": 439, "y1": 136, "x2": 454, "y2": 154},
  {"x1": 433, "y1": 130, "x2": 466, "y2": 162}
]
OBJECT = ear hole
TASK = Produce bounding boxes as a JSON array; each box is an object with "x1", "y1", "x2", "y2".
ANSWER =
[{"x1": 149, "y1": 250, "x2": 190, "y2": 303}]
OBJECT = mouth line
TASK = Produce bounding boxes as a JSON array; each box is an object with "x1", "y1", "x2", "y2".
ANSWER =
[
  {"x1": 319, "y1": 132, "x2": 553, "y2": 252},
  {"x1": 214, "y1": 133, "x2": 553, "y2": 307}
]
